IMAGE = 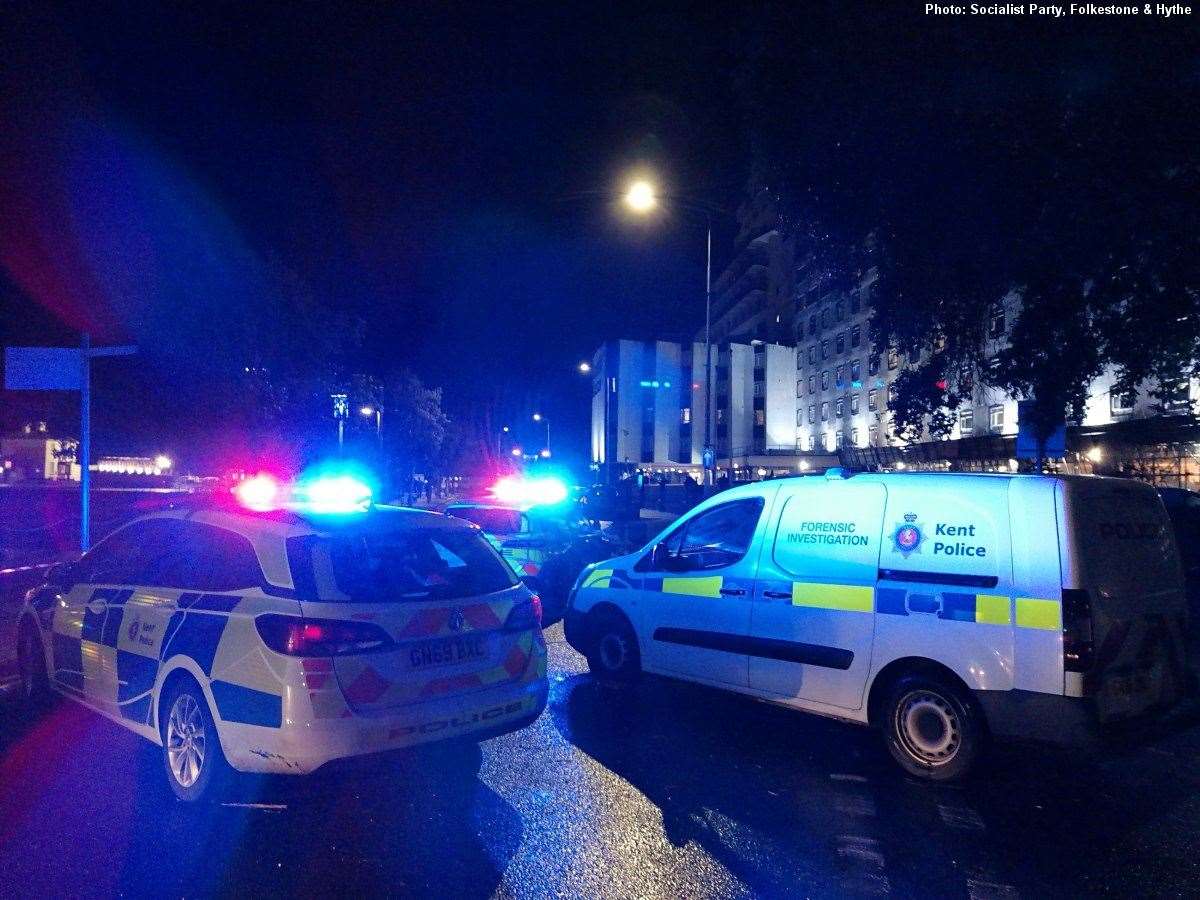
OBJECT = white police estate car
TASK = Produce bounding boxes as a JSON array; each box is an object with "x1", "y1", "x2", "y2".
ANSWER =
[
  {"x1": 565, "y1": 471, "x2": 1189, "y2": 779},
  {"x1": 13, "y1": 477, "x2": 548, "y2": 801}
]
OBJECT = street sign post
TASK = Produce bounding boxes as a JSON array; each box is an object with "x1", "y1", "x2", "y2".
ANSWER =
[{"x1": 4, "y1": 337, "x2": 137, "y2": 550}]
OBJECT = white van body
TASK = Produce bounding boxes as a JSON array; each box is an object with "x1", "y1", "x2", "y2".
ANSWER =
[{"x1": 564, "y1": 472, "x2": 1188, "y2": 768}]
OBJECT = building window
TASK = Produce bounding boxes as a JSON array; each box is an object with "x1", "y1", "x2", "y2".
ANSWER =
[
  {"x1": 850, "y1": 393, "x2": 860, "y2": 414},
  {"x1": 851, "y1": 427, "x2": 860, "y2": 447},
  {"x1": 755, "y1": 409, "x2": 765, "y2": 426},
  {"x1": 716, "y1": 408, "x2": 725, "y2": 424},
  {"x1": 959, "y1": 408, "x2": 974, "y2": 434},
  {"x1": 851, "y1": 325, "x2": 861, "y2": 348},
  {"x1": 808, "y1": 404, "x2": 816, "y2": 424},
  {"x1": 989, "y1": 404, "x2": 1005, "y2": 432},
  {"x1": 753, "y1": 381, "x2": 764, "y2": 398},
  {"x1": 835, "y1": 398, "x2": 845, "y2": 417},
  {"x1": 808, "y1": 374, "x2": 817, "y2": 393},
  {"x1": 820, "y1": 402, "x2": 829, "y2": 422},
  {"x1": 836, "y1": 333, "x2": 846, "y2": 355},
  {"x1": 835, "y1": 365, "x2": 845, "y2": 387},
  {"x1": 888, "y1": 348, "x2": 900, "y2": 371},
  {"x1": 796, "y1": 408, "x2": 805, "y2": 427},
  {"x1": 1110, "y1": 390, "x2": 1136, "y2": 415},
  {"x1": 868, "y1": 389, "x2": 878, "y2": 411},
  {"x1": 681, "y1": 408, "x2": 691, "y2": 424},
  {"x1": 989, "y1": 312, "x2": 1006, "y2": 338},
  {"x1": 868, "y1": 355, "x2": 880, "y2": 376},
  {"x1": 796, "y1": 379, "x2": 804, "y2": 398},
  {"x1": 836, "y1": 430, "x2": 844, "y2": 449},
  {"x1": 825, "y1": 432, "x2": 835, "y2": 451},
  {"x1": 808, "y1": 345, "x2": 818, "y2": 364},
  {"x1": 985, "y1": 356, "x2": 1000, "y2": 378},
  {"x1": 850, "y1": 360, "x2": 861, "y2": 383},
  {"x1": 821, "y1": 370, "x2": 830, "y2": 390},
  {"x1": 869, "y1": 424, "x2": 879, "y2": 445},
  {"x1": 821, "y1": 340, "x2": 830, "y2": 360},
  {"x1": 888, "y1": 385, "x2": 898, "y2": 403},
  {"x1": 835, "y1": 300, "x2": 845, "y2": 321}
]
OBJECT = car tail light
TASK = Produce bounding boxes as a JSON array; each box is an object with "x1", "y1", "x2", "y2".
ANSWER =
[
  {"x1": 1062, "y1": 588, "x2": 1094, "y2": 673},
  {"x1": 505, "y1": 594, "x2": 543, "y2": 631},
  {"x1": 255, "y1": 615, "x2": 393, "y2": 656}
]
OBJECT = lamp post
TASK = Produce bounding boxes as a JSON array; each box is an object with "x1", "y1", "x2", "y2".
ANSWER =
[
  {"x1": 498, "y1": 424, "x2": 510, "y2": 457},
  {"x1": 532, "y1": 413, "x2": 550, "y2": 456},
  {"x1": 623, "y1": 179, "x2": 716, "y2": 488},
  {"x1": 360, "y1": 405, "x2": 382, "y2": 437}
]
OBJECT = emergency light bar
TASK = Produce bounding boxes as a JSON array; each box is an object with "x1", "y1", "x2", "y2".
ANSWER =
[
  {"x1": 232, "y1": 470, "x2": 374, "y2": 514},
  {"x1": 490, "y1": 475, "x2": 568, "y2": 508}
]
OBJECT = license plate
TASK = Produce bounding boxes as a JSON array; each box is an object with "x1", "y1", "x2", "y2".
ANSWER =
[{"x1": 408, "y1": 635, "x2": 487, "y2": 670}]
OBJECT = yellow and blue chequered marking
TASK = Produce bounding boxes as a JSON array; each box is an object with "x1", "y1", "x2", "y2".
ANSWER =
[{"x1": 582, "y1": 569, "x2": 1059, "y2": 631}]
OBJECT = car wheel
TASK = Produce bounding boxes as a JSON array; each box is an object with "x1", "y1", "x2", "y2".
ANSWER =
[
  {"x1": 586, "y1": 610, "x2": 641, "y2": 684},
  {"x1": 17, "y1": 620, "x2": 51, "y2": 706},
  {"x1": 882, "y1": 673, "x2": 985, "y2": 781},
  {"x1": 159, "y1": 678, "x2": 230, "y2": 802}
]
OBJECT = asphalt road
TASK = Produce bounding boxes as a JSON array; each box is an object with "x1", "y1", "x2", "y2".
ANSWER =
[{"x1": 1, "y1": 625, "x2": 1199, "y2": 899}]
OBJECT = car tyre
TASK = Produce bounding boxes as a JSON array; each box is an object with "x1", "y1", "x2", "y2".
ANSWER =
[
  {"x1": 159, "y1": 677, "x2": 231, "y2": 802},
  {"x1": 882, "y1": 672, "x2": 985, "y2": 781},
  {"x1": 585, "y1": 610, "x2": 641, "y2": 685},
  {"x1": 16, "y1": 619, "x2": 51, "y2": 708}
]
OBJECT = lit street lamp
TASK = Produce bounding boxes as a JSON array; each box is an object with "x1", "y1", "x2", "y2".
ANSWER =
[
  {"x1": 532, "y1": 413, "x2": 550, "y2": 456},
  {"x1": 360, "y1": 404, "x2": 382, "y2": 436},
  {"x1": 625, "y1": 177, "x2": 716, "y2": 487},
  {"x1": 578, "y1": 361, "x2": 591, "y2": 373}
]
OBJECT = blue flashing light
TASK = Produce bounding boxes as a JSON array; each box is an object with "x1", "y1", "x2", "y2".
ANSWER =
[
  {"x1": 293, "y1": 474, "x2": 373, "y2": 514},
  {"x1": 851, "y1": 380, "x2": 863, "y2": 389}
]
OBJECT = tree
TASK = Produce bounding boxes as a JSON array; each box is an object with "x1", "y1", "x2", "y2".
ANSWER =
[{"x1": 734, "y1": 10, "x2": 1200, "y2": 455}]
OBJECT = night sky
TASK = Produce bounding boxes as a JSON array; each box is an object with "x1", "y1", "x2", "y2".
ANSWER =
[{"x1": 2, "y1": 3, "x2": 1196, "y2": 468}]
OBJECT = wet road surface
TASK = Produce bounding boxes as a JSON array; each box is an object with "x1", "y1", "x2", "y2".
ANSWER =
[{"x1": 1, "y1": 624, "x2": 1198, "y2": 898}]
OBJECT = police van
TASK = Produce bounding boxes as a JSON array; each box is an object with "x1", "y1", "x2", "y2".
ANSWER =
[
  {"x1": 13, "y1": 475, "x2": 548, "y2": 801},
  {"x1": 564, "y1": 471, "x2": 1188, "y2": 779}
]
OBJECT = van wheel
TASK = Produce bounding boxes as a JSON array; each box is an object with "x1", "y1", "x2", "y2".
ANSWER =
[
  {"x1": 883, "y1": 673, "x2": 984, "y2": 781},
  {"x1": 17, "y1": 620, "x2": 51, "y2": 706},
  {"x1": 159, "y1": 678, "x2": 230, "y2": 802},
  {"x1": 586, "y1": 610, "x2": 640, "y2": 685}
]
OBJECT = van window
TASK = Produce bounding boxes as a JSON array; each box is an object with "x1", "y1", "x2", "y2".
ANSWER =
[
  {"x1": 772, "y1": 483, "x2": 885, "y2": 581},
  {"x1": 658, "y1": 498, "x2": 765, "y2": 571}
]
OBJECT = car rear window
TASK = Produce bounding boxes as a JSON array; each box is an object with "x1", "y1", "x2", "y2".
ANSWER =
[
  {"x1": 446, "y1": 507, "x2": 525, "y2": 535},
  {"x1": 288, "y1": 526, "x2": 516, "y2": 602}
]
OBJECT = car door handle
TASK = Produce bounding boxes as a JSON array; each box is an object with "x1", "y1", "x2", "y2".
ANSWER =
[
  {"x1": 762, "y1": 590, "x2": 792, "y2": 600},
  {"x1": 719, "y1": 587, "x2": 747, "y2": 597}
]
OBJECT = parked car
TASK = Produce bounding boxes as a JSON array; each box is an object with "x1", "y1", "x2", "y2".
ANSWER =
[{"x1": 443, "y1": 502, "x2": 623, "y2": 625}]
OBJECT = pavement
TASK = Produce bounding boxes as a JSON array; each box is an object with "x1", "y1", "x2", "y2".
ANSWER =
[{"x1": 1, "y1": 625, "x2": 1199, "y2": 898}]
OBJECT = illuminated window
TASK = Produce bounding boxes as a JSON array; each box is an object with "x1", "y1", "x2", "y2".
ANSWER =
[
  {"x1": 836, "y1": 333, "x2": 845, "y2": 355},
  {"x1": 755, "y1": 409, "x2": 765, "y2": 426},
  {"x1": 869, "y1": 424, "x2": 879, "y2": 445},
  {"x1": 796, "y1": 408, "x2": 805, "y2": 427},
  {"x1": 820, "y1": 402, "x2": 829, "y2": 422},
  {"x1": 959, "y1": 408, "x2": 974, "y2": 434},
  {"x1": 851, "y1": 325, "x2": 861, "y2": 348},
  {"x1": 835, "y1": 397, "x2": 845, "y2": 417},
  {"x1": 851, "y1": 393, "x2": 860, "y2": 414},
  {"x1": 681, "y1": 408, "x2": 691, "y2": 424},
  {"x1": 821, "y1": 370, "x2": 830, "y2": 390},
  {"x1": 868, "y1": 389, "x2": 878, "y2": 411},
  {"x1": 850, "y1": 360, "x2": 861, "y2": 382},
  {"x1": 1110, "y1": 390, "x2": 1136, "y2": 415},
  {"x1": 808, "y1": 404, "x2": 816, "y2": 424},
  {"x1": 989, "y1": 404, "x2": 1005, "y2": 432},
  {"x1": 835, "y1": 365, "x2": 845, "y2": 387},
  {"x1": 851, "y1": 427, "x2": 861, "y2": 447}
]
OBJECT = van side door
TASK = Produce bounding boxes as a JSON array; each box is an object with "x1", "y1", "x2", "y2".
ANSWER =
[
  {"x1": 636, "y1": 492, "x2": 776, "y2": 688},
  {"x1": 748, "y1": 479, "x2": 886, "y2": 710}
]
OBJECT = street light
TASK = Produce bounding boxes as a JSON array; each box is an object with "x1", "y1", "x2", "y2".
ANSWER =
[
  {"x1": 578, "y1": 361, "x2": 591, "y2": 373},
  {"x1": 359, "y1": 404, "x2": 382, "y2": 436},
  {"x1": 532, "y1": 413, "x2": 550, "y2": 455},
  {"x1": 624, "y1": 180, "x2": 657, "y2": 213},
  {"x1": 511, "y1": 446, "x2": 522, "y2": 457},
  {"x1": 624, "y1": 177, "x2": 717, "y2": 488}
]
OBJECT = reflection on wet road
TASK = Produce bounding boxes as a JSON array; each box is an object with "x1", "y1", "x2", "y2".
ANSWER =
[{"x1": 2, "y1": 625, "x2": 1199, "y2": 898}]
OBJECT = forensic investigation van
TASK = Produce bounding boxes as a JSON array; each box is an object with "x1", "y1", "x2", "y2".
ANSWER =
[{"x1": 564, "y1": 471, "x2": 1188, "y2": 779}]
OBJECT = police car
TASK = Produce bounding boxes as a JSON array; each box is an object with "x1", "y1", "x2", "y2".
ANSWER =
[
  {"x1": 13, "y1": 473, "x2": 548, "y2": 801},
  {"x1": 565, "y1": 470, "x2": 1189, "y2": 779},
  {"x1": 444, "y1": 500, "x2": 622, "y2": 625}
]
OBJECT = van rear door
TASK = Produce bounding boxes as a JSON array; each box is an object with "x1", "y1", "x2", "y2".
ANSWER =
[{"x1": 1058, "y1": 478, "x2": 1188, "y2": 721}]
